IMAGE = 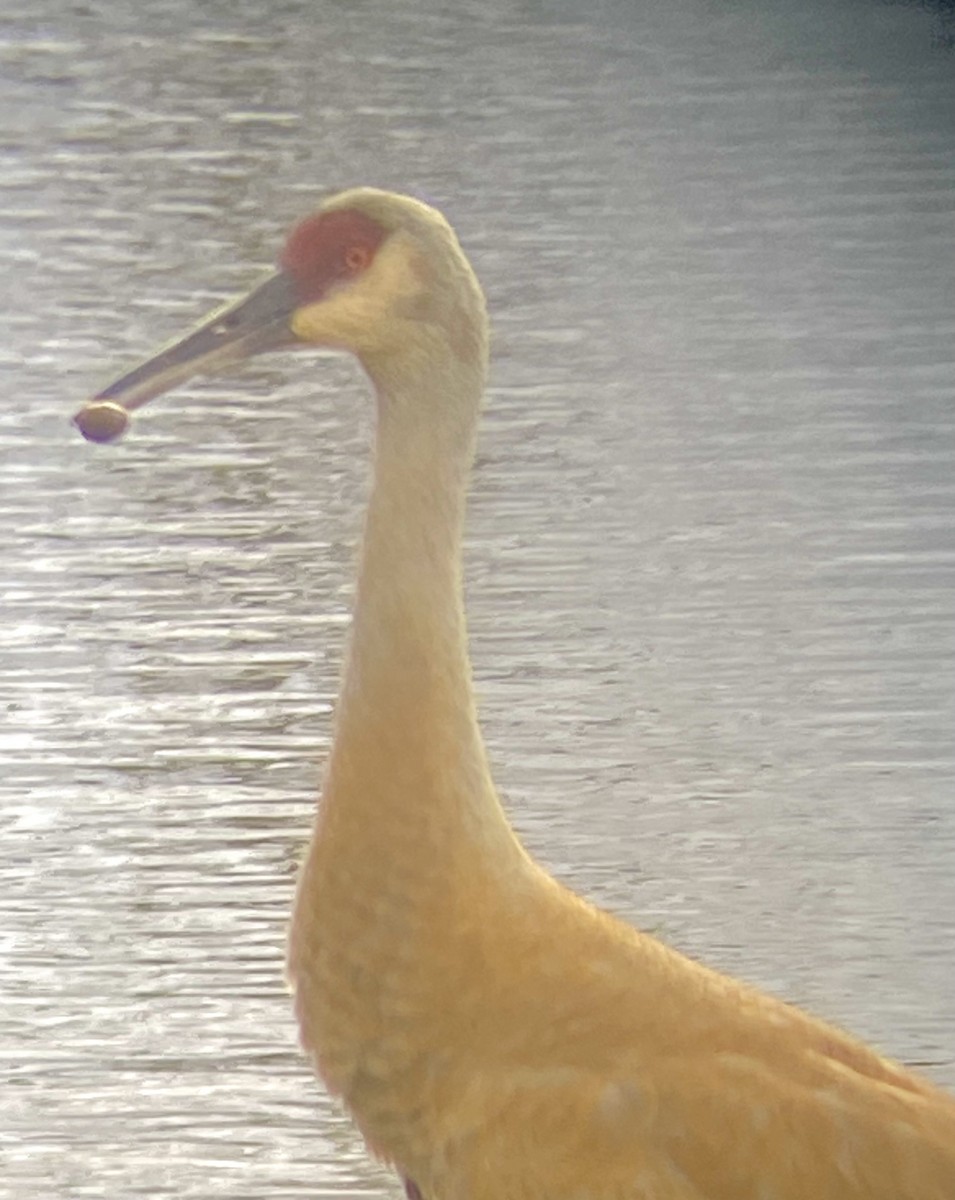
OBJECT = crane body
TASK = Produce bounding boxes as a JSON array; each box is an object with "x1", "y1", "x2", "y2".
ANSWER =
[{"x1": 76, "y1": 188, "x2": 955, "y2": 1199}]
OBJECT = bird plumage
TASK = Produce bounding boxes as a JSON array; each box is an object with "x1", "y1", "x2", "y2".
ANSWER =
[{"x1": 78, "y1": 187, "x2": 955, "y2": 1199}]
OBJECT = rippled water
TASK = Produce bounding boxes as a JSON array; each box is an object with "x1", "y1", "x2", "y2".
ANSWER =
[{"x1": 2, "y1": 0, "x2": 954, "y2": 1195}]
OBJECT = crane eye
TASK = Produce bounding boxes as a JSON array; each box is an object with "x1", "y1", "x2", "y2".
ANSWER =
[{"x1": 344, "y1": 244, "x2": 372, "y2": 273}]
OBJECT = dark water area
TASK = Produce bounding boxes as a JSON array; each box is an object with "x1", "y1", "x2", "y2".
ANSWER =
[{"x1": 1, "y1": 1, "x2": 954, "y2": 1195}]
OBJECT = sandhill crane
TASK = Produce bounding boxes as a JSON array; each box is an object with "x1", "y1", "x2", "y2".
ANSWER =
[{"x1": 75, "y1": 188, "x2": 955, "y2": 1199}]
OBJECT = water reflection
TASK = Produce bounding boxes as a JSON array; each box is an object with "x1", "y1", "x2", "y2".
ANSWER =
[{"x1": 2, "y1": 0, "x2": 954, "y2": 1195}]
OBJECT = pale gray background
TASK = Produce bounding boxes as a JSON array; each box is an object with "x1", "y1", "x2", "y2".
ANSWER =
[{"x1": 1, "y1": 1, "x2": 954, "y2": 1196}]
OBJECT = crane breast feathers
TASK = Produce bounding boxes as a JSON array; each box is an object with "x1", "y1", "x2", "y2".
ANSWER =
[{"x1": 438, "y1": 1058, "x2": 955, "y2": 1200}]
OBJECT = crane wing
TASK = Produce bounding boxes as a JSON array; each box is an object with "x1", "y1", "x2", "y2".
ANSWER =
[{"x1": 435, "y1": 1051, "x2": 955, "y2": 1200}]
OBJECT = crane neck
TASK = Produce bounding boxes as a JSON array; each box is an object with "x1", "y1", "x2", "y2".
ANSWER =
[{"x1": 321, "y1": 342, "x2": 518, "y2": 861}]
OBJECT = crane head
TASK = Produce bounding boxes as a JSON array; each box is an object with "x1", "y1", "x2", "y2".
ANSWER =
[{"x1": 74, "y1": 188, "x2": 487, "y2": 443}]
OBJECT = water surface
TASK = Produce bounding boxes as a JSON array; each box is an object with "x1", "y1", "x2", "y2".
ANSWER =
[{"x1": 2, "y1": 1, "x2": 954, "y2": 1195}]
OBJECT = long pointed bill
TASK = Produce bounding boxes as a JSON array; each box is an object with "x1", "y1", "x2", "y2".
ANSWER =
[{"x1": 74, "y1": 271, "x2": 301, "y2": 443}]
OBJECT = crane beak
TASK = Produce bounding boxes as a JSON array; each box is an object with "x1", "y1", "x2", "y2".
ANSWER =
[{"x1": 73, "y1": 271, "x2": 301, "y2": 442}]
